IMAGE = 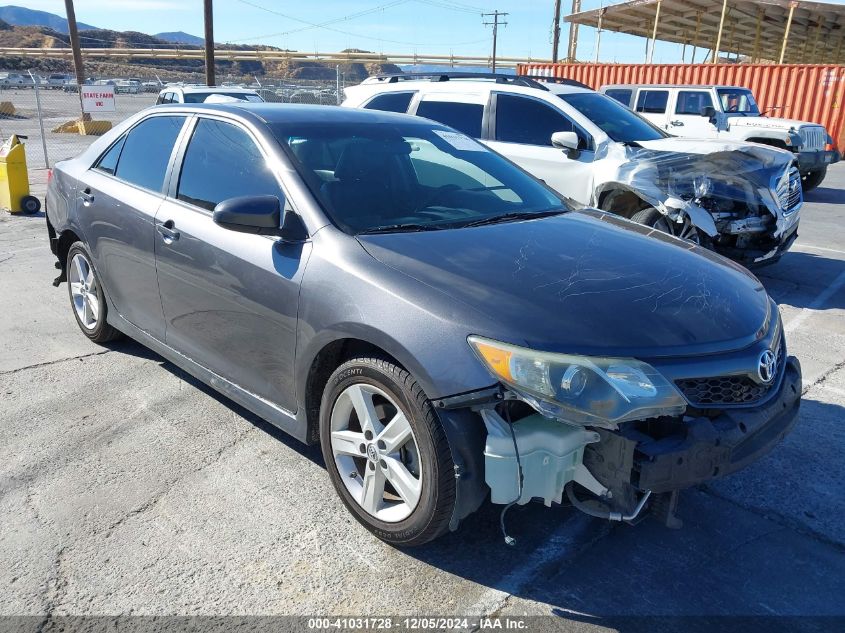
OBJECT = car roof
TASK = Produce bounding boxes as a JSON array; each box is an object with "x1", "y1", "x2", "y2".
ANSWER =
[
  {"x1": 353, "y1": 77, "x2": 595, "y2": 96},
  {"x1": 154, "y1": 102, "x2": 437, "y2": 126},
  {"x1": 603, "y1": 84, "x2": 745, "y2": 90},
  {"x1": 160, "y1": 85, "x2": 260, "y2": 94}
]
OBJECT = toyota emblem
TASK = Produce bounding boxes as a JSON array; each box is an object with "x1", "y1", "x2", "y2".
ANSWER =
[{"x1": 758, "y1": 349, "x2": 777, "y2": 384}]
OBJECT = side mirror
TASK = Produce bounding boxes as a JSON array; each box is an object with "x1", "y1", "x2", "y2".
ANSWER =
[
  {"x1": 701, "y1": 105, "x2": 716, "y2": 121},
  {"x1": 551, "y1": 131, "x2": 580, "y2": 152},
  {"x1": 213, "y1": 195, "x2": 309, "y2": 242}
]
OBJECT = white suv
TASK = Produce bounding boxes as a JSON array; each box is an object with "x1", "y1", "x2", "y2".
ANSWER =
[
  {"x1": 601, "y1": 84, "x2": 839, "y2": 191},
  {"x1": 343, "y1": 73, "x2": 802, "y2": 266},
  {"x1": 155, "y1": 85, "x2": 263, "y2": 104}
]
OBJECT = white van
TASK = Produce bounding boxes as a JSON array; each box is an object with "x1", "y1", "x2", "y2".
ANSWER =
[{"x1": 602, "y1": 84, "x2": 839, "y2": 191}]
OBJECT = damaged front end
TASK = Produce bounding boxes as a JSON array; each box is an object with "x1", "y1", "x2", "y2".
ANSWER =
[
  {"x1": 599, "y1": 142, "x2": 802, "y2": 266},
  {"x1": 448, "y1": 318, "x2": 801, "y2": 529}
]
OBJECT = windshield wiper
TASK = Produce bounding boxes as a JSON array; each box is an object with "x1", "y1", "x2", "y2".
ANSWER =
[
  {"x1": 357, "y1": 223, "x2": 446, "y2": 235},
  {"x1": 461, "y1": 208, "x2": 568, "y2": 228}
]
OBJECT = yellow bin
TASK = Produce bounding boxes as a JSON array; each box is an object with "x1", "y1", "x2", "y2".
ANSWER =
[{"x1": 0, "y1": 135, "x2": 41, "y2": 214}]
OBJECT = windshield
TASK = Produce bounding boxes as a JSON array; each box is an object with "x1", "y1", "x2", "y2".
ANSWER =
[
  {"x1": 716, "y1": 88, "x2": 760, "y2": 116},
  {"x1": 184, "y1": 92, "x2": 263, "y2": 103},
  {"x1": 271, "y1": 121, "x2": 566, "y2": 234},
  {"x1": 558, "y1": 92, "x2": 668, "y2": 143}
]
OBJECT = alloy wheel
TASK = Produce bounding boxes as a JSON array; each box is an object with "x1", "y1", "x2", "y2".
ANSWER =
[
  {"x1": 68, "y1": 253, "x2": 100, "y2": 330},
  {"x1": 330, "y1": 383, "x2": 422, "y2": 522}
]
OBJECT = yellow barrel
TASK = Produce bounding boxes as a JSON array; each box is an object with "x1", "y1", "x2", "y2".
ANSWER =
[{"x1": 0, "y1": 135, "x2": 40, "y2": 214}]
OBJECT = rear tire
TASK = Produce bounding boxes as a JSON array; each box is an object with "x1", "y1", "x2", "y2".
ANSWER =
[
  {"x1": 320, "y1": 356, "x2": 456, "y2": 547},
  {"x1": 801, "y1": 167, "x2": 827, "y2": 192},
  {"x1": 66, "y1": 242, "x2": 122, "y2": 344}
]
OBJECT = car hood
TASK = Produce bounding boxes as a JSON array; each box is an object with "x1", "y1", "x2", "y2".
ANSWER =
[
  {"x1": 728, "y1": 116, "x2": 818, "y2": 131},
  {"x1": 357, "y1": 209, "x2": 771, "y2": 358},
  {"x1": 635, "y1": 136, "x2": 792, "y2": 158}
]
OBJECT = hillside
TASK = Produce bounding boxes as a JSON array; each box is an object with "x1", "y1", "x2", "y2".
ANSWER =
[
  {"x1": 0, "y1": 5, "x2": 97, "y2": 33},
  {"x1": 156, "y1": 31, "x2": 205, "y2": 46},
  {"x1": 0, "y1": 21, "x2": 401, "y2": 81}
]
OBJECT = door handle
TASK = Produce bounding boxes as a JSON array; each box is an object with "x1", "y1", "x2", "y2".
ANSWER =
[
  {"x1": 669, "y1": 120, "x2": 685, "y2": 127},
  {"x1": 156, "y1": 220, "x2": 180, "y2": 242},
  {"x1": 80, "y1": 187, "x2": 94, "y2": 204}
]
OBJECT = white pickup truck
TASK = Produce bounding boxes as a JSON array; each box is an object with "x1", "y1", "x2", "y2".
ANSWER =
[{"x1": 601, "y1": 84, "x2": 840, "y2": 191}]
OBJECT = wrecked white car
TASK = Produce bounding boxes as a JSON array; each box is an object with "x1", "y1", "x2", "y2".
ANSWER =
[{"x1": 343, "y1": 73, "x2": 802, "y2": 266}]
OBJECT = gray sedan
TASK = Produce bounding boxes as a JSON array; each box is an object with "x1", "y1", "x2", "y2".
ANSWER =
[{"x1": 45, "y1": 104, "x2": 800, "y2": 545}]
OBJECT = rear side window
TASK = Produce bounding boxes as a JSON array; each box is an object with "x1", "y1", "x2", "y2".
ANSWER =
[
  {"x1": 177, "y1": 118, "x2": 280, "y2": 211},
  {"x1": 635, "y1": 90, "x2": 669, "y2": 114},
  {"x1": 415, "y1": 101, "x2": 483, "y2": 138},
  {"x1": 495, "y1": 94, "x2": 581, "y2": 147},
  {"x1": 94, "y1": 136, "x2": 126, "y2": 175},
  {"x1": 113, "y1": 116, "x2": 186, "y2": 192},
  {"x1": 605, "y1": 89, "x2": 632, "y2": 107},
  {"x1": 675, "y1": 91, "x2": 714, "y2": 115},
  {"x1": 364, "y1": 92, "x2": 415, "y2": 113}
]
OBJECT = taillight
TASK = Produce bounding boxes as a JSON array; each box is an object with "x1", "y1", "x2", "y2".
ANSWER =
[{"x1": 47, "y1": 169, "x2": 53, "y2": 184}]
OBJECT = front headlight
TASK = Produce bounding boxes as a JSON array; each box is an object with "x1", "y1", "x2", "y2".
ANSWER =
[
  {"x1": 469, "y1": 336, "x2": 687, "y2": 428},
  {"x1": 668, "y1": 172, "x2": 712, "y2": 201}
]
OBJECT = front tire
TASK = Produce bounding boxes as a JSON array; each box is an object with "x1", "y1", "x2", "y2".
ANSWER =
[
  {"x1": 66, "y1": 242, "x2": 121, "y2": 344},
  {"x1": 631, "y1": 207, "x2": 703, "y2": 245},
  {"x1": 801, "y1": 167, "x2": 827, "y2": 192},
  {"x1": 319, "y1": 356, "x2": 456, "y2": 546}
]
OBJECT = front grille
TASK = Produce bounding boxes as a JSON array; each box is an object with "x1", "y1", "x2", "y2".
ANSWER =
[
  {"x1": 775, "y1": 166, "x2": 802, "y2": 215},
  {"x1": 676, "y1": 335, "x2": 784, "y2": 408},
  {"x1": 799, "y1": 126, "x2": 826, "y2": 151}
]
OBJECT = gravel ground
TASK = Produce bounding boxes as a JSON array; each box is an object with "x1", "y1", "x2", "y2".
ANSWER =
[{"x1": 1, "y1": 158, "x2": 844, "y2": 628}]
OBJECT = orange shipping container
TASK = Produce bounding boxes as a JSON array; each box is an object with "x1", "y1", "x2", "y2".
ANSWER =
[{"x1": 518, "y1": 63, "x2": 845, "y2": 149}]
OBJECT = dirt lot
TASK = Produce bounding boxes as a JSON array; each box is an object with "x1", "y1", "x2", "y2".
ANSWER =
[{"x1": 1, "y1": 158, "x2": 844, "y2": 627}]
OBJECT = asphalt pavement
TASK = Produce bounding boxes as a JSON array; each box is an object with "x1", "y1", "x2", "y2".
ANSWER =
[{"x1": 1, "y1": 164, "x2": 844, "y2": 628}]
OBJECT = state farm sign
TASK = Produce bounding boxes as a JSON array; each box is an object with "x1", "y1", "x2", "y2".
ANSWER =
[{"x1": 81, "y1": 86, "x2": 115, "y2": 113}]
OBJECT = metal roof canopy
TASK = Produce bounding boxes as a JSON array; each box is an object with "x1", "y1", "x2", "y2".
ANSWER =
[{"x1": 565, "y1": 0, "x2": 845, "y2": 64}]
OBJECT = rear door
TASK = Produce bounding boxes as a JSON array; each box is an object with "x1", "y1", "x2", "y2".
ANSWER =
[
  {"x1": 633, "y1": 88, "x2": 670, "y2": 128},
  {"x1": 411, "y1": 92, "x2": 487, "y2": 139},
  {"x1": 154, "y1": 115, "x2": 310, "y2": 411},
  {"x1": 76, "y1": 114, "x2": 188, "y2": 339},
  {"x1": 484, "y1": 92, "x2": 595, "y2": 204}
]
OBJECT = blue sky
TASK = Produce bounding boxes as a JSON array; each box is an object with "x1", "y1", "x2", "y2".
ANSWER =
[{"x1": 22, "y1": 0, "x2": 845, "y2": 64}]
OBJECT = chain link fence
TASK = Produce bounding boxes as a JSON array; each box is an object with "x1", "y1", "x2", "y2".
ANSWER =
[{"x1": 0, "y1": 70, "x2": 360, "y2": 172}]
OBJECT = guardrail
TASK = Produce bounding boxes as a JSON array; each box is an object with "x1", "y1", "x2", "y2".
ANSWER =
[{"x1": 0, "y1": 47, "x2": 551, "y2": 69}]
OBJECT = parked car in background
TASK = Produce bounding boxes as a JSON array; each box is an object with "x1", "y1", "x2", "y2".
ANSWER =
[
  {"x1": 141, "y1": 81, "x2": 161, "y2": 93},
  {"x1": 601, "y1": 84, "x2": 840, "y2": 191},
  {"x1": 0, "y1": 72, "x2": 28, "y2": 88},
  {"x1": 45, "y1": 103, "x2": 801, "y2": 545},
  {"x1": 344, "y1": 73, "x2": 802, "y2": 266},
  {"x1": 156, "y1": 85, "x2": 264, "y2": 104},
  {"x1": 115, "y1": 79, "x2": 141, "y2": 94},
  {"x1": 48, "y1": 73, "x2": 73, "y2": 89}
]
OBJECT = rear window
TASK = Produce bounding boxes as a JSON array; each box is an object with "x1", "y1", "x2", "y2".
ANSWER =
[
  {"x1": 415, "y1": 101, "x2": 483, "y2": 138},
  {"x1": 364, "y1": 92, "x2": 415, "y2": 113},
  {"x1": 635, "y1": 90, "x2": 669, "y2": 114},
  {"x1": 183, "y1": 92, "x2": 263, "y2": 103}
]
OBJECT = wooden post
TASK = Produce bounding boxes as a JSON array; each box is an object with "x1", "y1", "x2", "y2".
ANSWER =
[
  {"x1": 204, "y1": 0, "x2": 215, "y2": 86},
  {"x1": 779, "y1": 1, "x2": 797, "y2": 64},
  {"x1": 594, "y1": 7, "x2": 604, "y2": 62},
  {"x1": 691, "y1": 11, "x2": 701, "y2": 63},
  {"x1": 64, "y1": 0, "x2": 89, "y2": 121},
  {"x1": 552, "y1": 0, "x2": 562, "y2": 62},
  {"x1": 647, "y1": 0, "x2": 661, "y2": 63},
  {"x1": 752, "y1": 7, "x2": 763, "y2": 62},
  {"x1": 713, "y1": 0, "x2": 728, "y2": 64},
  {"x1": 567, "y1": 0, "x2": 581, "y2": 62}
]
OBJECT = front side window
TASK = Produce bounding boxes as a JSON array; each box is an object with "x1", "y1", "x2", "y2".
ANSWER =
[
  {"x1": 112, "y1": 116, "x2": 186, "y2": 192},
  {"x1": 415, "y1": 101, "x2": 483, "y2": 138},
  {"x1": 495, "y1": 94, "x2": 587, "y2": 148},
  {"x1": 635, "y1": 90, "x2": 669, "y2": 114},
  {"x1": 560, "y1": 92, "x2": 667, "y2": 143},
  {"x1": 716, "y1": 88, "x2": 760, "y2": 115},
  {"x1": 364, "y1": 92, "x2": 415, "y2": 113},
  {"x1": 605, "y1": 89, "x2": 632, "y2": 107},
  {"x1": 177, "y1": 118, "x2": 280, "y2": 211},
  {"x1": 272, "y1": 121, "x2": 564, "y2": 235},
  {"x1": 675, "y1": 91, "x2": 714, "y2": 115}
]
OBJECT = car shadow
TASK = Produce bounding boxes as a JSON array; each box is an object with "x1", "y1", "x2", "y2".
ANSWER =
[
  {"x1": 757, "y1": 250, "x2": 845, "y2": 311},
  {"x1": 803, "y1": 186, "x2": 845, "y2": 205}
]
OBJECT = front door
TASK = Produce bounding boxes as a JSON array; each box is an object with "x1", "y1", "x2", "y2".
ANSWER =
[
  {"x1": 154, "y1": 116, "x2": 310, "y2": 411},
  {"x1": 666, "y1": 90, "x2": 719, "y2": 138},
  {"x1": 76, "y1": 114, "x2": 188, "y2": 339},
  {"x1": 484, "y1": 92, "x2": 595, "y2": 204}
]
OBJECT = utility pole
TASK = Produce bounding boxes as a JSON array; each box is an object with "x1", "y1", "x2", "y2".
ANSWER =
[
  {"x1": 204, "y1": 0, "x2": 216, "y2": 86},
  {"x1": 567, "y1": 0, "x2": 581, "y2": 62},
  {"x1": 483, "y1": 11, "x2": 508, "y2": 72},
  {"x1": 552, "y1": 0, "x2": 562, "y2": 63},
  {"x1": 64, "y1": 0, "x2": 89, "y2": 121}
]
